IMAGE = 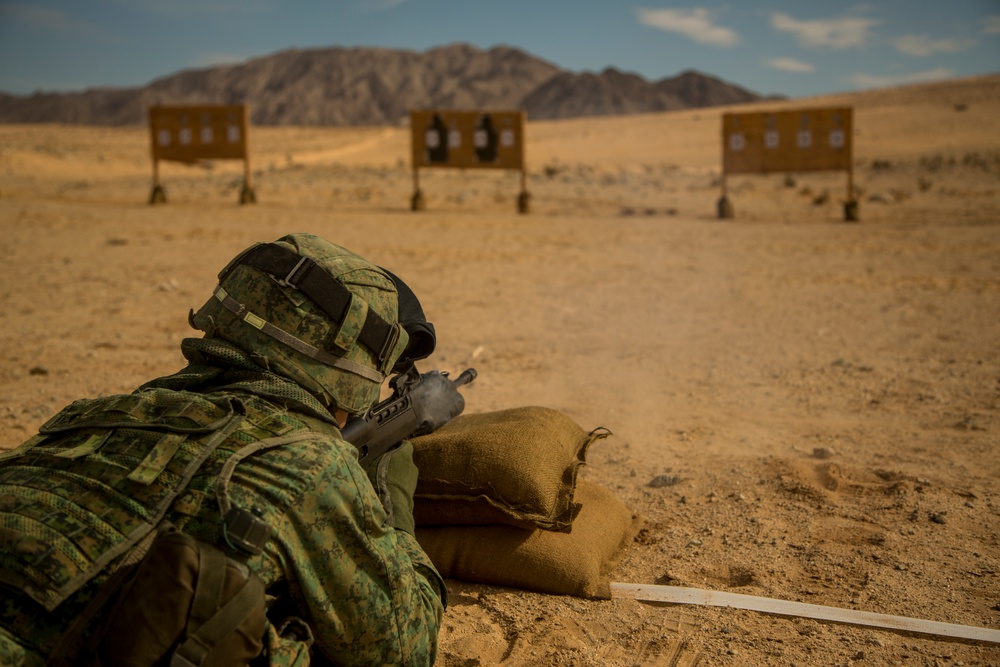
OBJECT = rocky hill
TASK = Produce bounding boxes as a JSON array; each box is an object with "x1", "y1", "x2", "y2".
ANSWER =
[
  {"x1": 521, "y1": 67, "x2": 762, "y2": 119},
  {"x1": 0, "y1": 43, "x2": 768, "y2": 126}
]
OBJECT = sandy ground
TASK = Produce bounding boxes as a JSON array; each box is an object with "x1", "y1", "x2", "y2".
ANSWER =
[{"x1": 1, "y1": 74, "x2": 998, "y2": 665}]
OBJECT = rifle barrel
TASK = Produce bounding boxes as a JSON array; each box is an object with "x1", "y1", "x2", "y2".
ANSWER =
[{"x1": 453, "y1": 368, "x2": 477, "y2": 387}]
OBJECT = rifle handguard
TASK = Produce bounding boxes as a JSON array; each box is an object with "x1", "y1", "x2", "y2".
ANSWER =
[{"x1": 341, "y1": 368, "x2": 477, "y2": 467}]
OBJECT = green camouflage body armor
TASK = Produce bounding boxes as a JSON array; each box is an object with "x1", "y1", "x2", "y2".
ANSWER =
[{"x1": 0, "y1": 387, "x2": 316, "y2": 659}]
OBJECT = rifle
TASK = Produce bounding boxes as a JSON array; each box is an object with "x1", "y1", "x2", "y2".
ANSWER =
[{"x1": 341, "y1": 366, "x2": 477, "y2": 468}]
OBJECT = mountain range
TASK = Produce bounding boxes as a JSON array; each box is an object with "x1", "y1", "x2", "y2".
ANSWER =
[{"x1": 0, "y1": 43, "x2": 771, "y2": 127}]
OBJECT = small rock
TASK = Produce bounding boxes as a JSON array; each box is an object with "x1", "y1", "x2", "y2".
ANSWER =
[
  {"x1": 929, "y1": 512, "x2": 947, "y2": 524},
  {"x1": 647, "y1": 474, "x2": 682, "y2": 488},
  {"x1": 812, "y1": 447, "x2": 835, "y2": 459},
  {"x1": 954, "y1": 416, "x2": 986, "y2": 431},
  {"x1": 29, "y1": 366, "x2": 49, "y2": 376}
]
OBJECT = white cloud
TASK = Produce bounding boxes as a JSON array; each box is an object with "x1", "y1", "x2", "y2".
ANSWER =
[
  {"x1": 767, "y1": 57, "x2": 815, "y2": 73},
  {"x1": 984, "y1": 16, "x2": 1000, "y2": 34},
  {"x1": 771, "y1": 12, "x2": 879, "y2": 49},
  {"x1": 894, "y1": 34, "x2": 975, "y2": 56},
  {"x1": 636, "y1": 8, "x2": 739, "y2": 47},
  {"x1": 847, "y1": 67, "x2": 955, "y2": 89}
]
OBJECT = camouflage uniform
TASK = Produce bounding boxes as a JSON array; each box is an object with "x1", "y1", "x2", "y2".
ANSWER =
[{"x1": 0, "y1": 235, "x2": 445, "y2": 666}]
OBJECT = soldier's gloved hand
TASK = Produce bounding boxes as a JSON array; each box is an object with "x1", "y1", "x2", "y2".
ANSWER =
[{"x1": 366, "y1": 440, "x2": 418, "y2": 534}]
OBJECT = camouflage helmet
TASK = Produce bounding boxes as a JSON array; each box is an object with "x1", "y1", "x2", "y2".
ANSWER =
[{"x1": 190, "y1": 233, "x2": 411, "y2": 415}]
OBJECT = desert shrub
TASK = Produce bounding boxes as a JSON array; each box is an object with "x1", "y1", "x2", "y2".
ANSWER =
[
  {"x1": 870, "y1": 159, "x2": 893, "y2": 172},
  {"x1": 919, "y1": 154, "x2": 945, "y2": 172},
  {"x1": 962, "y1": 152, "x2": 1000, "y2": 171}
]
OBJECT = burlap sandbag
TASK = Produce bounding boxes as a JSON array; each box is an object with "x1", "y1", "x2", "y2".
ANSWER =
[
  {"x1": 415, "y1": 480, "x2": 642, "y2": 599},
  {"x1": 411, "y1": 406, "x2": 609, "y2": 531}
]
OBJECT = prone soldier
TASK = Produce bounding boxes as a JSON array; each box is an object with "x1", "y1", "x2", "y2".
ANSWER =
[{"x1": 0, "y1": 233, "x2": 452, "y2": 666}]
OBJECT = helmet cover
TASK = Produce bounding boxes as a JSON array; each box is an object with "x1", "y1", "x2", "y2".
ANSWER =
[{"x1": 190, "y1": 233, "x2": 409, "y2": 415}]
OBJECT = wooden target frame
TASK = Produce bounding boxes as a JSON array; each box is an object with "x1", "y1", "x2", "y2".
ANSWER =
[
  {"x1": 409, "y1": 109, "x2": 529, "y2": 213},
  {"x1": 148, "y1": 104, "x2": 256, "y2": 205},
  {"x1": 719, "y1": 107, "x2": 857, "y2": 221}
]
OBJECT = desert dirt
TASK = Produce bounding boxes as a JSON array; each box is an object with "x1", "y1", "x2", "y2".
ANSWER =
[{"x1": 1, "y1": 74, "x2": 999, "y2": 666}]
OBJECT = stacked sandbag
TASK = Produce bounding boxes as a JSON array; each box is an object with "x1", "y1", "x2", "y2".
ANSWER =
[{"x1": 411, "y1": 406, "x2": 642, "y2": 599}]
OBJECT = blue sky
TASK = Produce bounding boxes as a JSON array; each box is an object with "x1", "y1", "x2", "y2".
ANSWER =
[{"x1": 1, "y1": 1, "x2": 997, "y2": 99}]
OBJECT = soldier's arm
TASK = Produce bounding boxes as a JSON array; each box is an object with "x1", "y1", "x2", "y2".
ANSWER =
[{"x1": 268, "y1": 439, "x2": 445, "y2": 666}]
